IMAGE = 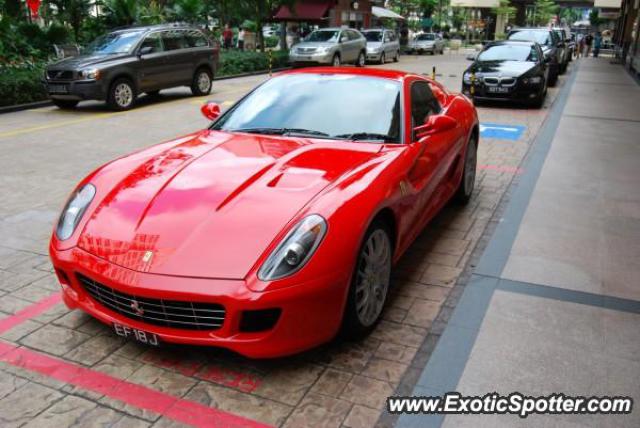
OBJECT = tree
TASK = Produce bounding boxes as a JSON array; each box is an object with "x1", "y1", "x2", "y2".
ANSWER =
[
  {"x1": 493, "y1": 0, "x2": 516, "y2": 23},
  {"x1": 589, "y1": 9, "x2": 603, "y2": 27},
  {"x1": 560, "y1": 7, "x2": 581, "y2": 26},
  {"x1": 533, "y1": 0, "x2": 558, "y2": 26},
  {"x1": 167, "y1": 0, "x2": 206, "y2": 24},
  {"x1": 64, "y1": 0, "x2": 91, "y2": 41},
  {"x1": 103, "y1": 0, "x2": 139, "y2": 27}
]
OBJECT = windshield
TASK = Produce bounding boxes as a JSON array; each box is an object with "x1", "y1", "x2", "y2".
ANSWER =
[
  {"x1": 478, "y1": 44, "x2": 537, "y2": 62},
  {"x1": 416, "y1": 34, "x2": 436, "y2": 41},
  {"x1": 83, "y1": 31, "x2": 145, "y2": 55},
  {"x1": 508, "y1": 30, "x2": 550, "y2": 46},
  {"x1": 213, "y1": 74, "x2": 402, "y2": 143},
  {"x1": 364, "y1": 31, "x2": 382, "y2": 42},
  {"x1": 305, "y1": 30, "x2": 339, "y2": 43}
]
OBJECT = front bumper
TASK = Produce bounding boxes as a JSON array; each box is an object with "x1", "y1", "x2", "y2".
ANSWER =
[
  {"x1": 42, "y1": 79, "x2": 107, "y2": 101},
  {"x1": 461, "y1": 80, "x2": 543, "y2": 103},
  {"x1": 407, "y1": 45, "x2": 435, "y2": 53},
  {"x1": 289, "y1": 51, "x2": 334, "y2": 65},
  {"x1": 366, "y1": 51, "x2": 383, "y2": 61},
  {"x1": 50, "y1": 245, "x2": 350, "y2": 358}
]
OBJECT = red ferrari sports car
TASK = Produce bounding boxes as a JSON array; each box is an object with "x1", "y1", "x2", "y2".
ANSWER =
[{"x1": 50, "y1": 67, "x2": 479, "y2": 358}]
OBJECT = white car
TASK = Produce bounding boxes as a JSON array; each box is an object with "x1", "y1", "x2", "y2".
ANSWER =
[{"x1": 407, "y1": 33, "x2": 445, "y2": 55}]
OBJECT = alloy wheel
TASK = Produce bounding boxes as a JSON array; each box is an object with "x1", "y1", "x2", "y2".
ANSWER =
[
  {"x1": 197, "y1": 72, "x2": 211, "y2": 93},
  {"x1": 114, "y1": 83, "x2": 133, "y2": 108},
  {"x1": 354, "y1": 229, "x2": 391, "y2": 327}
]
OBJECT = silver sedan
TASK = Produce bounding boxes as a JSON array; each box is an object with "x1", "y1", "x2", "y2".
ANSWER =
[
  {"x1": 407, "y1": 33, "x2": 445, "y2": 55},
  {"x1": 289, "y1": 28, "x2": 367, "y2": 67}
]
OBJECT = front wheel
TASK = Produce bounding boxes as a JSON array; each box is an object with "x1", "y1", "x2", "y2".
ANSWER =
[
  {"x1": 355, "y1": 51, "x2": 366, "y2": 67},
  {"x1": 379, "y1": 52, "x2": 386, "y2": 64},
  {"x1": 342, "y1": 221, "x2": 392, "y2": 337},
  {"x1": 393, "y1": 50, "x2": 399, "y2": 62},
  {"x1": 332, "y1": 54, "x2": 341, "y2": 67},
  {"x1": 107, "y1": 78, "x2": 136, "y2": 111},
  {"x1": 52, "y1": 99, "x2": 79, "y2": 109},
  {"x1": 455, "y1": 136, "x2": 477, "y2": 205},
  {"x1": 191, "y1": 68, "x2": 212, "y2": 96}
]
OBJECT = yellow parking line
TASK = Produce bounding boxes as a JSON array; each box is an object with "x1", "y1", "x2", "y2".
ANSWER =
[{"x1": 0, "y1": 112, "x2": 118, "y2": 139}]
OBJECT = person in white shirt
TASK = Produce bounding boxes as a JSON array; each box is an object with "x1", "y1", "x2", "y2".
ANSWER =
[{"x1": 238, "y1": 28, "x2": 245, "y2": 50}]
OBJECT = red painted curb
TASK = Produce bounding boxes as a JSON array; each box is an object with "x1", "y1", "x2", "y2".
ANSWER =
[{"x1": 0, "y1": 293, "x2": 63, "y2": 334}]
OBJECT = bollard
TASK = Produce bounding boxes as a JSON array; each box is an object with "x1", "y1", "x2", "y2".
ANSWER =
[
  {"x1": 470, "y1": 73, "x2": 475, "y2": 96},
  {"x1": 268, "y1": 50, "x2": 273, "y2": 77},
  {"x1": 432, "y1": 66, "x2": 436, "y2": 80}
]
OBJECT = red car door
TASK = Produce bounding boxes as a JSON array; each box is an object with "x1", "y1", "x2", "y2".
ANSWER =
[{"x1": 403, "y1": 77, "x2": 461, "y2": 233}]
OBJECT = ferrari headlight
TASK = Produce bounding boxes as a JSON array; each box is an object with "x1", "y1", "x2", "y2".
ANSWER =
[
  {"x1": 80, "y1": 68, "x2": 101, "y2": 80},
  {"x1": 258, "y1": 214, "x2": 327, "y2": 281},
  {"x1": 56, "y1": 184, "x2": 96, "y2": 240}
]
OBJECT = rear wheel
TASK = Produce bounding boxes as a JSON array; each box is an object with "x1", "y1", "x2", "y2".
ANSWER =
[
  {"x1": 356, "y1": 51, "x2": 366, "y2": 67},
  {"x1": 332, "y1": 54, "x2": 341, "y2": 67},
  {"x1": 52, "y1": 99, "x2": 79, "y2": 109},
  {"x1": 379, "y1": 52, "x2": 386, "y2": 64},
  {"x1": 455, "y1": 136, "x2": 477, "y2": 204},
  {"x1": 107, "y1": 78, "x2": 136, "y2": 111},
  {"x1": 191, "y1": 68, "x2": 212, "y2": 96},
  {"x1": 343, "y1": 221, "x2": 392, "y2": 337}
]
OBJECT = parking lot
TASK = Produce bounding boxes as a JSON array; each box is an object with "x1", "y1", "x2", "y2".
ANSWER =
[{"x1": 1, "y1": 51, "x2": 634, "y2": 428}]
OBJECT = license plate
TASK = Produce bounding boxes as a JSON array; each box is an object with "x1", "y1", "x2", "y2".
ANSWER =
[
  {"x1": 113, "y1": 323, "x2": 160, "y2": 346},
  {"x1": 48, "y1": 84, "x2": 69, "y2": 94},
  {"x1": 488, "y1": 86, "x2": 510, "y2": 93}
]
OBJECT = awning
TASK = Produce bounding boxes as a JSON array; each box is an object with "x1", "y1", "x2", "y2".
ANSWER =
[
  {"x1": 372, "y1": 6, "x2": 404, "y2": 20},
  {"x1": 273, "y1": 0, "x2": 333, "y2": 21}
]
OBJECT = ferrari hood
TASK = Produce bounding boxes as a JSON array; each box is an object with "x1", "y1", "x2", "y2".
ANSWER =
[{"x1": 78, "y1": 130, "x2": 381, "y2": 279}]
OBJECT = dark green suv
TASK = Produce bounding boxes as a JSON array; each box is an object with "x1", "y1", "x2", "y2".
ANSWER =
[{"x1": 43, "y1": 24, "x2": 219, "y2": 110}]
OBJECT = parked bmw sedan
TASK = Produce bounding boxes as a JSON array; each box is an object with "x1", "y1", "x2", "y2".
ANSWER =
[
  {"x1": 43, "y1": 24, "x2": 218, "y2": 111},
  {"x1": 407, "y1": 33, "x2": 445, "y2": 55},
  {"x1": 462, "y1": 41, "x2": 548, "y2": 107},
  {"x1": 507, "y1": 28, "x2": 562, "y2": 86},
  {"x1": 362, "y1": 28, "x2": 400, "y2": 63},
  {"x1": 289, "y1": 28, "x2": 367, "y2": 67},
  {"x1": 49, "y1": 67, "x2": 478, "y2": 358}
]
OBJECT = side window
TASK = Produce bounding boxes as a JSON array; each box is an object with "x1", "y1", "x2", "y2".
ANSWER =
[
  {"x1": 186, "y1": 30, "x2": 208, "y2": 48},
  {"x1": 339, "y1": 31, "x2": 348, "y2": 42},
  {"x1": 388, "y1": 32, "x2": 396, "y2": 42},
  {"x1": 349, "y1": 30, "x2": 360, "y2": 41},
  {"x1": 139, "y1": 33, "x2": 163, "y2": 53},
  {"x1": 161, "y1": 30, "x2": 187, "y2": 51},
  {"x1": 410, "y1": 81, "x2": 441, "y2": 130}
]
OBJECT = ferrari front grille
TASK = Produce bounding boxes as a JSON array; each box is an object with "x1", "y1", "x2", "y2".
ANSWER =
[{"x1": 76, "y1": 273, "x2": 225, "y2": 331}]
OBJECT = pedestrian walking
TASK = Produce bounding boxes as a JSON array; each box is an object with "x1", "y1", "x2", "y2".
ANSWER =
[
  {"x1": 593, "y1": 32, "x2": 602, "y2": 58},
  {"x1": 222, "y1": 24, "x2": 233, "y2": 50},
  {"x1": 585, "y1": 33, "x2": 593, "y2": 57},
  {"x1": 576, "y1": 33, "x2": 584, "y2": 58},
  {"x1": 238, "y1": 27, "x2": 245, "y2": 51}
]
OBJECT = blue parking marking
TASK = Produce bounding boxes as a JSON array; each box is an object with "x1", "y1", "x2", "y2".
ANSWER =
[{"x1": 480, "y1": 123, "x2": 526, "y2": 141}]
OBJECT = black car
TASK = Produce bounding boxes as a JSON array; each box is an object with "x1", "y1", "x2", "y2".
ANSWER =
[
  {"x1": 507, "y1": 28, "x2": 562, "y2": 86},
  {"x1": 462, "y1": 41, "x2": 548, "y2": 108},
  {"x1": 43, "y1": 24, "x2": 219, "y2": 110},
  {"x1": 552, "y1": 28, "x2": 572, "y2": 69}
]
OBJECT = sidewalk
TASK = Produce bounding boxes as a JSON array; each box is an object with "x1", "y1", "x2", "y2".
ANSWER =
[{"x1": 398, "y1": 57, "x2": 640, "y2": 427}]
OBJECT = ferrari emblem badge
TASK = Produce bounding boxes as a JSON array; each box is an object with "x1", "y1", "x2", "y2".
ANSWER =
[{"x1": 142, "y1": 251, "x2": 154, "y2": 263}]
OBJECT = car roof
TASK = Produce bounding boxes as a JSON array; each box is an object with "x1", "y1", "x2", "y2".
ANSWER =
[
  {"x1": 111, "y1": 23, "x2": 200, "y2": 34},
  {"x1": 488, "y1": 40, "x2": 537, "y2": 47},
  {"x1": 279, "y1": 66, "x2": 411, "y2": 82}
]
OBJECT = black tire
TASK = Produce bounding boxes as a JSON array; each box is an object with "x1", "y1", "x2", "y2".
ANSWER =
[
  {"x1": 548, "y1": 68, "x2": 559, "y2": 87},
  {"x1": 107, "y1": 78, "x2": 136, "y2": 111},
  {"x1": 393, "y1": 50, "x2": 399, "y2": 62},
  {"x1": 191, "y1": 67, "x2": 212, "y2": 96},
  {"x1": 52, "y1": 99, "x2": 79, "y2": 109},
  {"x1": 379, "y1": 52, "x2": 386, "y2": 65},
  {"x1": 355, "y1": 51, "x2": 366, "y2": 67},
  {"x1": 332, "y1": 53, "x2": 341, "y2": 67},
  {"x1": 455, "y1": 136, "x2": 477, "y2": 205},
  {"x1": 531, "y1": 81, "x2": 547, "y2": 108},
  {"x1": 342, "y1": 220, "x2": 393, "y2": 338}
]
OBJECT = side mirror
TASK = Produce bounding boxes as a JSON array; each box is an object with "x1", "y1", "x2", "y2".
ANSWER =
[
  {"x1": 201, "y1": 101, "x2": 221, "y2": 121},
  {"x1": 413, "y1": 114, "x2": 457, "y2": 139},
  {"x1": 138, "y1": 46, "x2": 154, "y2": 56},
  {"x1": 466, "y1": 53, "x2": 476, "y2": 61}
]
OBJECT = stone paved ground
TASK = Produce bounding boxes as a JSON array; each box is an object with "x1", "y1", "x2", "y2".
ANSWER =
[{"x1": 0, "y1": 52, "x2": 568, "y2": 427}]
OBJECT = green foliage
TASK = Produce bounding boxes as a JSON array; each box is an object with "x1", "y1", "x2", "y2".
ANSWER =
[
  {"x1": 560, "y1": 7, "x2": 581, "y2": 26},
  {"x1": 103, "y1": 0, "x2": 139, "y2": 27},
  {"x1": 589, "y1": 9, "x2": 603, "y2": 27},
  {"x1": 533, "y1": 0, "x2": 558, "y2": 26},
  {"x1": 0, "y1": 64, "x2": 48, "y2": 107},
  {"x1": 0, "y1": 19, "x2": 48, "y2": 62},
  {"x1": 46, "y1": 23, "x2": 71, "y2": 45},
  {"x1": 493, "y1": 0, "x2": 516, "y2": 22},
  {"x1": 167, "y1": 0, "x2": 205, "y2": 24},
  {"x1": 139, "y1": 1, "x2": 167, "y2": 25},
  {"x1": 217, "y1": 50, "x2": 288, "y2": 77}
]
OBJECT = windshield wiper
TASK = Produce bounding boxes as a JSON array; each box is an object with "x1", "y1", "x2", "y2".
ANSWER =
[
  {"x1": 231, "y1": 127, "x2": 330, "y2": 138},
  {"x1": 334, "y1": 132, "x2": 397, "y2": 143}
]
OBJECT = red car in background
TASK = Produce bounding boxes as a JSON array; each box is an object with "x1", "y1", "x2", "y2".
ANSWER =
[{"x1": 49, "y1": 67, "x2": 479, "y2": 358}]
